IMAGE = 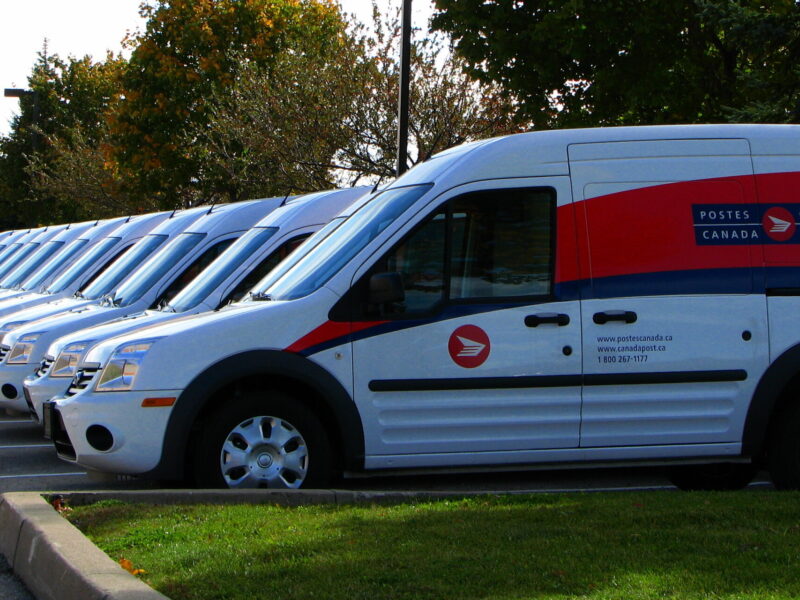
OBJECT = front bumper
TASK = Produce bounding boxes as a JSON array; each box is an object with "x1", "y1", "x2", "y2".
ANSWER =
[
  {"x1": 50, "y1": 388, "x2": 180, "y2": 475},
  {"x1": 0, "y1": 362, "x2": 40, "y2": 413},
  {"x1": 24, "y1": 372, "x2": 70, "y2": 422}
]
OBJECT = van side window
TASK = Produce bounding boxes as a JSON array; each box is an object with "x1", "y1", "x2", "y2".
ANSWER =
[
  {"x1": 151, "y1": 238, "x2": 235, "y2": 308},
  {"x1": 348, "y1": 187, "x2": 554, "y2": 320},
  {"x1": 219, "y1": 234, "x2": 311, "y2": 306},
  {"x1": 450, "y1": 189, "x2": 553, "y2": 300}
]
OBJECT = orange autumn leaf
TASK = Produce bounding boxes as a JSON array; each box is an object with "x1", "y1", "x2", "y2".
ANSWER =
[{"x1": 119, "y1": 558, "x2": 147, "y2": 576}]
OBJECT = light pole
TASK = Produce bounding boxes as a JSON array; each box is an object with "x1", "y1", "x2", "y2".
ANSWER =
[
  {"x1": 4, "y1": 88, "x2": 40, "y2": 150},
  {"x1": 396, "y1": 0, "x2": 412, "y2": 178}
]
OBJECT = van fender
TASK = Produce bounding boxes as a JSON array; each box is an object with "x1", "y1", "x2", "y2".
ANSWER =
[
  {"x1": 742, "y1": 342, "x2": 800, "y2": 457},
  {"x1": 142, "y1": 350, "x2": 365, "y2": 480}
]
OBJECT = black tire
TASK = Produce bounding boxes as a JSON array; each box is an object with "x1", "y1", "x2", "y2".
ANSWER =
[
  {"x1": 768, "y1": 401, "x2": 800, "y2": 490},
  {"x1": 193, "y1": 390, "x2": 332, "y2": 489},
  {"x1": 667, "y1": 462, "x2": 757, "y2": 491}
]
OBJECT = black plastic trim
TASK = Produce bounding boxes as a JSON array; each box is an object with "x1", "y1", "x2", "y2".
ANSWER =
[
  {"x1": 370, "y1": 369, "x2": 747, "y2": 392},
  {"x1": 142, "y1": 350, "x2": 365, "y2": 480},
  {"x1": 370, "y1": 375, "x2": 582, "y2": 392},
  {"x1": 584, "y1": 369, "x2": 747, "y2": 386},
  {"x1": 766, "y1": 288, "x2": 800, "y2": 296}
]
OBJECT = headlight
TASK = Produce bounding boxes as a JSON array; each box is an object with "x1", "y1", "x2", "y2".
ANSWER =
[
  {"x1": 51, "y1": 341, "x2": 92, "y2": 378},
  {"x1": 95, "y1": 340, "x2": 156, "y2": 392},
  {"x1": 7, "y1": 333, "x2": 42, "y2": 364}
]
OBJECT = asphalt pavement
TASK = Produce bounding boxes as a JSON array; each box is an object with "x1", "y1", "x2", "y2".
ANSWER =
[{"x1": 0, "y1": 554, "x2": 33, "y2": 600}]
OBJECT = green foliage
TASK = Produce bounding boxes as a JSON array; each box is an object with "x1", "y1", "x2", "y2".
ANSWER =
[
  {"x1": 337, "y1": 3, "x2": 523, "y2": 179},
  {"x1": 109, "y1": 0, "x2": 349, "y2": 208},
  {"x1": 0, "y1": 49, "x2": 127, "y2": 227},
  {"x1": 431, "y1": 0, "x2": 800, "y2": 127},
  {"x1": 70, "y1": 492, "x2": 800, "y2": 600},
  {"x1": 4, "y1": 0, "x2": 523, "y2": 221},
  {"x1": 194, "y1": 0, "x2": 523, "y2": 201}
]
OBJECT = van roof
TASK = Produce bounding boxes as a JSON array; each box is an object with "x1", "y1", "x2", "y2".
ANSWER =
[
  {"x1": 180, "y1": 198, "x2": 283, "y2": 236},
  {"x1": 251, "y1": 187, "x2": 372, "y2": 229},
  {"x1": 395, "y1": 124, "x2": 800, "y2": 190}
]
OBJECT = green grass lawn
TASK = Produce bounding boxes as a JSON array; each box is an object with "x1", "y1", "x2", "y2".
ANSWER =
[{"x1": 66, "y1": 492, "x2": 800, "y2": 600}]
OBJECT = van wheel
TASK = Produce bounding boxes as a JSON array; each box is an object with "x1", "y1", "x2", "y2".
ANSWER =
[
  {"x1": 667, "y1": 463, "x2": 757, "y2": 491},
  {"x1": 768, "y1": 401, "x2": 800, "y2": 490},
  {"x1": 194, "y1": 390, "x2": 332, "y2": 489}
]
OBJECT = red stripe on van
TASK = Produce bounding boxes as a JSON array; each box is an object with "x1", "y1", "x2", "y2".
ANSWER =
[
  {"x1": 285, "y1": 320, "x2": 387, "y2": 354},
  {"x1": 558, "y1": 172, "x2": 800, "y2": 285}
]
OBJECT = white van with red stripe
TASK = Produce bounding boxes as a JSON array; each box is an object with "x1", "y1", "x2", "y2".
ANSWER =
[{"x1": 46, "y1": 125, "x2": 800, "y2": 490}]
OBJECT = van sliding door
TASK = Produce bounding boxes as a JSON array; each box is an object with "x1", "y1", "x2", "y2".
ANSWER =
[{"x1": 570, "y1": 138, "x2": 768, "y2": 455}]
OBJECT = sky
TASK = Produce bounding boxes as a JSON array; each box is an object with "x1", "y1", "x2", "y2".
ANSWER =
[{"x1": 0, "y1": 0, "x2": 436, "y2": 136}]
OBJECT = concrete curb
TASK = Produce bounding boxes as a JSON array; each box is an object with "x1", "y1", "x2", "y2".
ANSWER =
[
  {"x1": 0, "y1": 492, "x2": 169, "y2": 600},
  {"x1": 0, "y1": 489, "x2": 476, "y2": 600}
]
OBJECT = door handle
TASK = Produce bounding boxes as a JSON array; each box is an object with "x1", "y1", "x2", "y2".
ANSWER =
[
  {"x1": 593, "y1": 310, "x2": 637, "y2": 324},
  {"x1": 525, "y1": 313, "x2": 570, "y2": 327}
]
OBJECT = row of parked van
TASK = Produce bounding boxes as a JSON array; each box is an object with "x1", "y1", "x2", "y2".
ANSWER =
[{"x1": 2, "y1": 124, "x2": 800, "y2": 491}]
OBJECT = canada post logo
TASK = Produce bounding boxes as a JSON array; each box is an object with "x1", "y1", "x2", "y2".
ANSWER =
[{"x1": 693, "y1": 204, "x2": 800, "y2": 245}]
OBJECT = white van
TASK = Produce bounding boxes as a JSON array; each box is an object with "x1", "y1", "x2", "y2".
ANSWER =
[
  {"x1": 0, "y1": 229, "x2": 43, "y2": 273},
  {"x1": 45, "y1": 125, "x2": 800, "y2": 491},
  {"x1": 0, "y1": 219, "x2": 125, "y2": 303},
  {"x1": 0, "y1": 213, "x2": 170, "y2": 320},
  {"x1": 24, "y1": 187, "x2": 369, "y2": 420},
  {"x1": 0, "y1": 230, "x2": 31, "y2": 260},
  {"x1": 0, "y1": 226, "x2": 68, "y2": 284},
  {"x1": 0, "y1": 199, "x2": 279, "y2": 412}
]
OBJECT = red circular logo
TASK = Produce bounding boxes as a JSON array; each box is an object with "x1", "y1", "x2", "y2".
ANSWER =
[
  {"x1": 762, "y1": 207, "x2": 796, "y2": 242},
  {"x1": 448, "y1": 325, "x2": 490, "y2": 368}
]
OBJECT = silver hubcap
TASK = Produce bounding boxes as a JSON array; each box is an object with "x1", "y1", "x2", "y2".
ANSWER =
[{"x1": 220, "y1": 416, "x2": 308, "y2": 489}]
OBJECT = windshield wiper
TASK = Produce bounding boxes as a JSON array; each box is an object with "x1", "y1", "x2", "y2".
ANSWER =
[
  {"x1": 157, "y1": 299, "x2": 176, "y2": 313},
  {"x1": 73, "y1": 290, "x2": 85, "y2": 299},
  {"x1": 249, "y1": 291, "x2": 273, "y2": 302},
  {"x1": 100, "y1": 294, "x2": 121, "y2": 307}
]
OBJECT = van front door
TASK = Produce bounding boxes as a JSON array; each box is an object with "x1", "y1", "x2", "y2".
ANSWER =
[{"x1": 346, "y1": 178, "x2": 584, "y2": 470}]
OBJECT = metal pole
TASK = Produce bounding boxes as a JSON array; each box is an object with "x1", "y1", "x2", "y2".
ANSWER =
[
  {"x1": 4, "y1": 88, "x2": 40, "y2": 151},
  {"x1": 396, "y1": 0, "x2": 412, "y2": 177}
]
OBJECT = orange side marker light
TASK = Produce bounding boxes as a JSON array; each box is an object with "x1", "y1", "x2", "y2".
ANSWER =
[{"x1": 141, "y1": 397, "x2": 176, "y2": 407}]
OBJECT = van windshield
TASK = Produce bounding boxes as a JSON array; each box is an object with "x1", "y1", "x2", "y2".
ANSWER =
[
  {"x1": 106, "y1": 232, "x2": 206, "y2": 307},
  {"x1": 0, "y1": 240, "x2": 66, "y2": 289},
  {"x1": 264, "y1": 185, "x2": 432, "y2": 301},
  {"x1": 47, "y1": 237, "x2": 121, "y2": 294},
  {"x1": 20, "y1": 238, "x2": 89, "y2": 291},
  {"x1": 0, "y1": 243, "x2": 40, "y2": 281},
  {"x1": 0, "y1": 243, "x2": 22, "y2": 267},
  {"x1": 81, "y1": 234, "x2": 168, "y2": 300},
  {"x1": 247, "y1": 217, "x2": 345, "y2": 299},
  {"x1": 167, "y1": 227, "x2": 278, "y2": 313}
]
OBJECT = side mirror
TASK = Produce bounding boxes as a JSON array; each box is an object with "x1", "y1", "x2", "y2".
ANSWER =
[{"x1": 368, "y1": 272, "x2": 404, "y2": 305}]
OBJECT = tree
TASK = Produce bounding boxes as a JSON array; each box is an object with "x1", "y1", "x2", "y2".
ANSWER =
[
  {"x1": 193, "y1": 1, "x2": 523, "y2": 198},
  {"x1": 431, "y1": 0, "x2": 800, "y2": 127},
  {"x1": 24, "y1": 54, "x2": 135, "y2": 220},
  {"x1": 109, "y1": 0, "x2": 349, "y2": 208},
  {"x1": 0, "y1": 49, "x2": 127, "y2": 227}
]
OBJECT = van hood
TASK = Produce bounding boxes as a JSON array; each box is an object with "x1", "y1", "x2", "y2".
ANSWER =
[{"x1": 46, "y1": 309, "x2": 192, "y2": 359}]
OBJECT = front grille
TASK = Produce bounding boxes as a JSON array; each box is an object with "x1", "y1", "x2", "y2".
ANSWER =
[
  {"x1": 35, "y1": 355, "x2": 54, "y2": 378},
  {"x1": 66, "y1": 367, "x2": 99, "y2": 397}
]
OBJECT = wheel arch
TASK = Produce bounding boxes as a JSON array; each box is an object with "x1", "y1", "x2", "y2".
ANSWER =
[
  {"x1": 141, "y1": 349, "x2": 365, "y2": 480},
  {"x1": 743, "y1": 341, "x2": 800, "y2": 458}
]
